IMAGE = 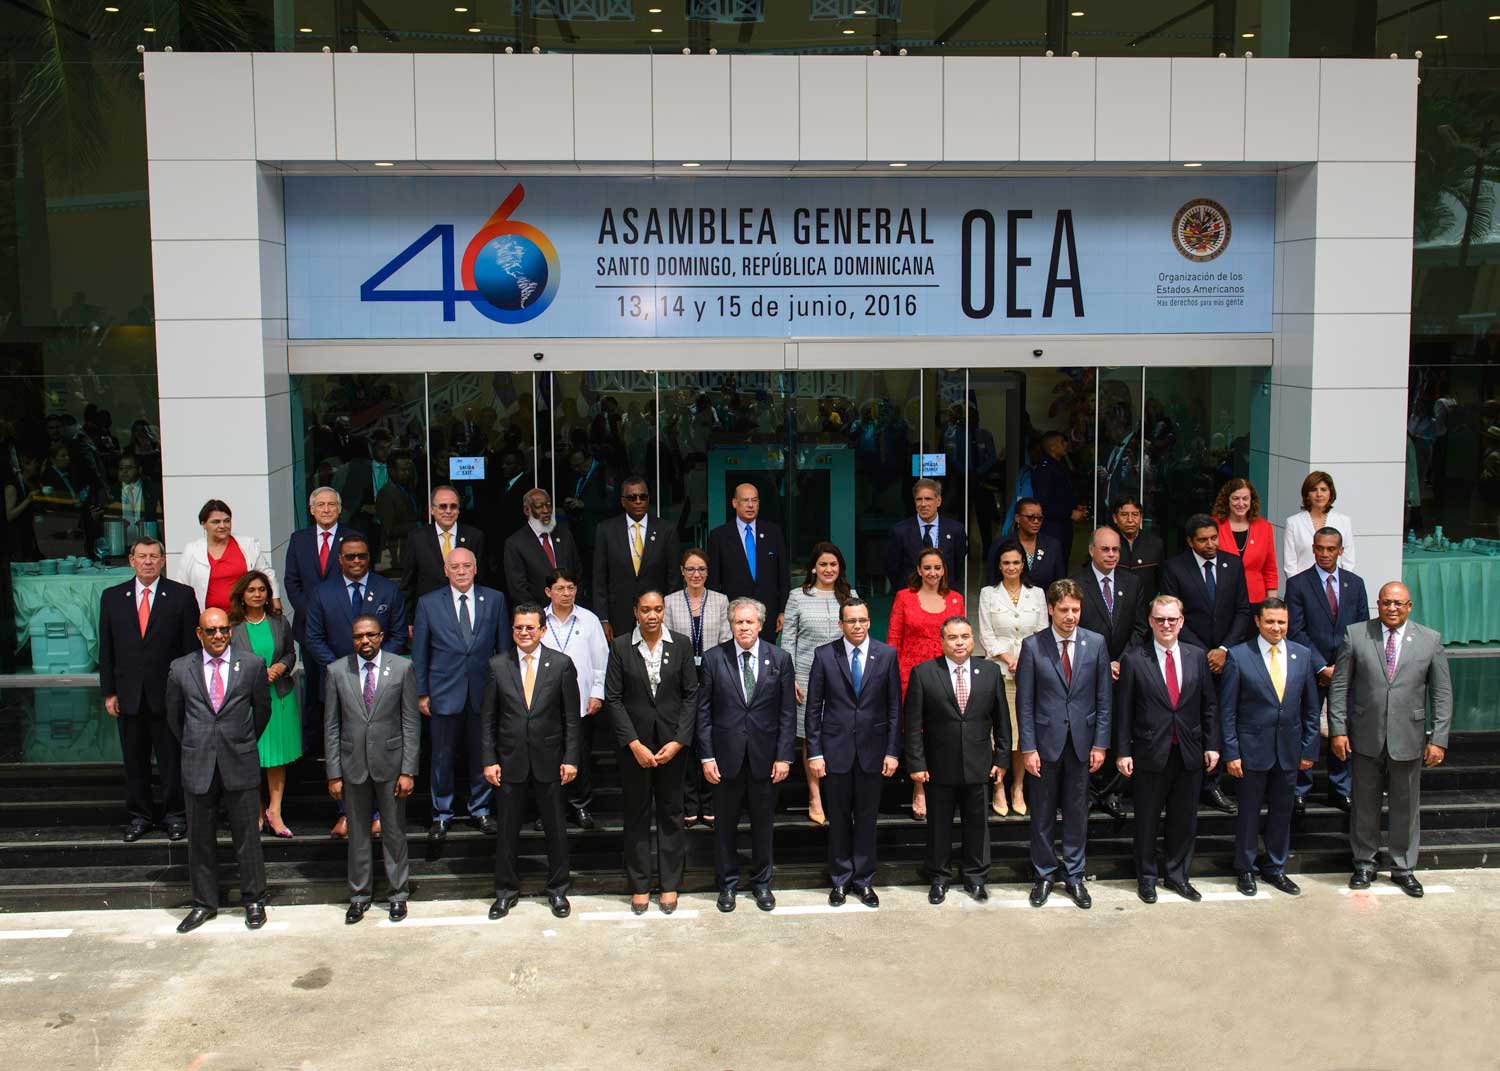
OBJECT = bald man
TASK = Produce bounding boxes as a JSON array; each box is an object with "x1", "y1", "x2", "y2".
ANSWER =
[{"x1": 706, "y1": 482, "x2": 790, "y2": 634}]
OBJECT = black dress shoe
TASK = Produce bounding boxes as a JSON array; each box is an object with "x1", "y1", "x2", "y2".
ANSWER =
[
  {"x1": 964, "y1": 883, "x2": 989, "y2": 903},
  {"x1": 123, "y1": 818, "x2": 151, "y2": 843},
  {"x1": 571, "y1": 807, "x2": 597, "y2": 831},
  {"x1": 928, "y1": 883, "x2": 948, "y2": 905},
  {"x1": 753, "y1": 887, "x2": 776, "y2": 912},
  {"x1": 244, "y1": 902, "x2": 267, "y2": 930},
  {"x1": 166, "y1": 823, "x2": 187, "y2": 842},
  {"x1": 548, "y1": 893, "x2": 571, "y2": 918},
  {"x1": 429, "y1": 820, "x2": 449, "y2": 840},
  {"x1": 1292, "y1": 796, "x2": 1307, "y2": 818},
  {"x1": 1029, "y1": 880, "x2": 1053, "y2": 908},
  {"x1": 716, "y1": 889, "x2": 737, "y2": 913},
  {"x1": 855, "y1": 886, "x2": 880, "y2": 908},
  {"x1": 1327, "y1": 792, "x2": 1352, "y2": 813},
  {"x1": 1237, "y1": 872, "x2": 1259, "y2": 896},
  {"x1": 1392, "y1": 872, "x2": 1424, "y2": 898},
  {"x1": 469, "y1": 814, "x2": 495, "y2": 835},
  {"x1": 1094, "y1": 792, "x2": 1128, "y2": 820},
  {"x1": 176, "y1": 907, "x2": 216, "y2": 933},
  {"x1": 388, "y1": 901, "x2": 408, "y2": 922},
  {"x1": 1203, "y1": 786, "x2": 1237, "y2": 814},
  {"x1": 1262, "y1": 872, "x2": 1301, "y2": 896},
  {"x1": 1137, "y1": 879, "x2": 1158, "y2": 904},
  {"x1": 1349, "y1": 867, "x2": 1374, "y2": 890},
  {"x1": 346, "y1": 902, "x2": 369, "y2": 925},
  {"x1": 828, "y1": 885, "x2": 847, "y2": 907},
  {"x1": 489, "y1": 895, "x2": 518, "y2": 919},
  {"x1": 1163, "y1": 878, "x2": 1202, "y2": 902},
  {"x1": 1063, "y1": 879, "x2": 1092, "y2": 909}
]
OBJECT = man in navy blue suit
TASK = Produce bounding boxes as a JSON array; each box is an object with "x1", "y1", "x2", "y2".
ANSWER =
[
  {"x1": 805, "y1": 597, "x2": 901, "y2": 908},
  {"x1": 412, "y1": 547, "x2": 510, "y2": 839},
  {"x1": 697, "y1": 596, "x2": 796, "y2": 914},
  {"x1": 283, "y1": 486, "x2": 361, "y2": 752},
  {"x1": 1285, "y1": 527, "x2": 1367, "y2": 813},
  {"x1": 1031, "y1": 432, "x2": 1088, "y2": 565},
  {"x1": 1016, "y1": 578, "x2": 1112, "y2": 910},
  {"x1": 1219, "y1": 597, "x2": 1320, "y2": 897},
  {"x1": 885, "y1": 478, "x2": 967, "y2": 593}
]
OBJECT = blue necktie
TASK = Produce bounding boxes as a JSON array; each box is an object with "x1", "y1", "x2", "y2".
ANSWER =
[
  {"x1": 923, "y1": 523, "x2": 935, "y2": 548},
  {"x1": 743, "y1": 524, "x2": 757, "y2": 582},
  {"x1": 350, "y1": 582, "x2": 363, "y2": 616},
  {"x1": 850, "y1": 646, "x2": 863, "y2": 697},
  {"x1": 1203, "y1": 560, "x2": 1216, "y2": 601}
]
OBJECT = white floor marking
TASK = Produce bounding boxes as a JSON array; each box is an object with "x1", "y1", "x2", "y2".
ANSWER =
[
  {"x1": 579, "y1": 909, "x2": 702, "y2": 921},
  {"x1": 0, "y1": 928, "x2": 72, "y2": 940},
  {"x1": 152, "y1": 921, "x2": 290, "y2": 936},
  {"x1": 1338, "y1": 884, "x2": 1455, "y2": 897}
]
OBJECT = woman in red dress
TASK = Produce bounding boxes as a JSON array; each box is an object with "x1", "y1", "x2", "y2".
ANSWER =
[
  {"x1": 1212, "y1": 477, "x2": 1278, "y2": 607},
  {"x1": 886, "y1": 546, "x2": 966, "y2": 820}
]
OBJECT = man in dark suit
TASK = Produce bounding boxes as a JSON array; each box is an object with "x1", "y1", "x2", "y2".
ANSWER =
[
  {"x1": 592, "y1": 476, "x2": 680, "y2": 641},
  {"x1": 1031, "y1": 431, "x2": 1088, "y2": 565},
  {"x1": 99, "y1": 536, "x2": 200, "y2": 842},
  {"x1": 988, "y1": 497, "x2": 1065, "y2": 588},
  {"x1": 502, "y1": 488, "x2": 582, "y2": 609},
  {"x1": 1285, "y1": 526, "x2": 1368, "y2": 812},
  {"x1": 697, "y1": 596, "x2": 796, "y2": 913},
  {"x1": 400, "y1": 484, "x2": 486, "y2": 607},
  {"x1": 1071, "y1": 525, "x2": 1148, "y2": 819},
  {"x1": 1115, "y1": 594, "x2": 1219, "y2": 904},
  {"x1": 904, "y1": 615, "x2": 1008, "y2": 905},
  {"x1": 411, "y1": 547, "x2": 509, "y2": 839},
  {"x1": 1016, "y1": 578, "x2": 1112, "y2": 909},
  {"x1": 605, "y1": 589, "x2": 699, "y2": 915},
  {"x1": 885, "y1": 478, "x2": 967, "y2": 593},
  {"x1": 164, "y1": 608, "x2": 271, "y2": 934},
  {"x1": 282, "y1": 486, "x2": 361, "y2": 751},
  {"x1": 323, "y1": 614, "x2": 421, "y2": 924},
  {"x1": 707, "y1": 482, "x2": 791, "y2": 633},
  {"x1": 337, "y1": 429, "x2": 393, "y2": 564},
  {"x1": 1157, "y1": 513, "x2": 1252, "y2": 814},
  {"x1": 1111, "y1": 495, "x2": 1165, "y2": 600},
  {"x1": 1220, "y1": 597, "x2": 1320, "y2": 897},
  {"x1": 481, "y1": 603, "x2": 581, "y2": 920},
  {"x1": 805, "y1": 597, "x2": 901, "y2": 908}
]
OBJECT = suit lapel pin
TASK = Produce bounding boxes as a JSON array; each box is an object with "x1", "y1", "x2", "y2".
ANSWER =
[
  {"x1": 366, "y1": 593, "x2": 374, "y2": 601},
  {"x1": 544, "y1": 661, "x2": 550, "y2": 668},
  {"x1": 650, "y1": 533, "x2": 656, "y2": 542},
  {"x1": 763, "y1": 659, "x2": 770, "y2": 666},
  {"x1": 233, "y1": 661, "x2": 241, "y2": 673},
  {"x1": 1035, "y1": 549, "x2": 1045, "y2": 559},
  {"x1": 478, "y1": 595, "x2": 485, "y2": 602},
  {"x1": 663, "y1": 654, "x2": 669, "y2": 662},
  {"x1": 460, "y1": 536, "x2": 467, "y2": 544},
  {"x1": 1290, "y1": 653, "x2": 1297, "y2": 660}
]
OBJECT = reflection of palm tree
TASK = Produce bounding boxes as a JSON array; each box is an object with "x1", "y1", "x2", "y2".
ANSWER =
[{"x1": 1414, "y1": 88, "x2": 1500, "y2": 264}]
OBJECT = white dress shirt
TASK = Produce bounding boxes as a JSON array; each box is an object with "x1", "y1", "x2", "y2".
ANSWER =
[
  {"x1": 1153, "y1": 641, "x2": 1183, "y2": 692},
  {"x1": 915, "y1": 514, "x2": 941, "y2": 547},
  {"x1": 450, "y1": 584, "x2": 478, "y2": 622},
  {"x1": 201, "y1": 647, "x2": 230, "y2": 695},
  {"x1": 631, "y1": 626, "x2": 673, "y2": 696},
  {"x1": 134, "y1": 577, "x2": 157, "y2": 612},
  {"x1": 843, "y1": 636, "x2": 870, "y2": 674},
  {"x1": 1051, "y1": 628, "x2": 1078, "y2": 662},
  {"x1": 734, "y1": 639, "x2": 759, "y2": 702},
  {"x1": 1257, "y1": 634, "x2": 1289, "y2": 677},
  {"x1": 541, "y1": 604, "x2": 608, "y2": 710},
  {"x1": 359, "y1": 649, "x2": 383, "y2": 682},
  {"x1": 944, "y1": 655, "x2": 971, "y2": 689}
]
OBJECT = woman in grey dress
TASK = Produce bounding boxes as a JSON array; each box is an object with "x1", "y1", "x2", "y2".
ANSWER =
[{"x1": 780, "y1": 541, "x2": 855, "y2": 826}]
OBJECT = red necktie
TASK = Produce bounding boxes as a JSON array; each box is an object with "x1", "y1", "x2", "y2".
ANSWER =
[
  {"x1": 953, "y1": 665, "x2": 969, "y2": 714},
  {"x1": 1326, "y1": 574, "x2": 1339, "y2": 619},
  {"x1": 541, "y1": 532, "x2": 557, "y2": 568},
  {"x1": 1164, "y1": 647, "x2": 1180, "y2": 707},
  {"x1": 1061, "y1": 638, "x2": 1073, "y2": 686},
  {"x1": 319, "y1": 530, "x2": 332, "y2": 574},
  {"x1": 138, "y1": 586, "x2": 151, "y2": 637}
]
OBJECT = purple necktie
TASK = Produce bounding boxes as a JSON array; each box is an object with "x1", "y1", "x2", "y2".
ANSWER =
[
  {"x1": 1385, "y1": 629, "x2": 1398, "y2": 683},
  {"x1": 1101, "y1": 575, "x2": 1114, "y2": 614},
  {"x1": 364, "y1": 660, "x2": 377, "y2": 712},
  {"x1": 209, "y1": 658, "x2": 225, "y2": 713},
  {"x1": 1326, "y1": 575, "x2": 1339, "y2": 619}
]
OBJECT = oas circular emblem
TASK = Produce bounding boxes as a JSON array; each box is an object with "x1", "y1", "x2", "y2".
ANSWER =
[{"x1": 1172, "y1": 199, "x2": 1231, "y2": 262}]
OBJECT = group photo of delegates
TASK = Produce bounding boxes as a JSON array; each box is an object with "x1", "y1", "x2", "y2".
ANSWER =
[{"x1": 95, "y1": 424, "x2": 1453, "y2": 931}]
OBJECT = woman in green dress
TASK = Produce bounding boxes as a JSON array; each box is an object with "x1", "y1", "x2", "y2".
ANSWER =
[{"x1": 229, "y1": 570, "x2": 301, "y2": 837}]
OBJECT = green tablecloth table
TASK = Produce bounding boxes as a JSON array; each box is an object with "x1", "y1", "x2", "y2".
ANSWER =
[
  {"x1": 10, "y1": 566, "x2": 135, "y2": 668},
  {"x1": 1401, "y1": 547, "x2": 1500, "y2": 645}
]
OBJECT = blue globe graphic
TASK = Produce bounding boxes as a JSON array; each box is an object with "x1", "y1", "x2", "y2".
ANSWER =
[{"x1": 472, "y1": 233, "x2": 550, "y2": 312}]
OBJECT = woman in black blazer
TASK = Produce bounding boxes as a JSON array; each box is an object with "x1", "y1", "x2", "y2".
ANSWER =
[{"x1": 229, "y1": 571, "x2": 300, "y2": 837}]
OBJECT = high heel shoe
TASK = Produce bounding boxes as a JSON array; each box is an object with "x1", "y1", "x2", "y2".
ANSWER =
[
  {"x1": 630, "y1": 896, "x2": 650, "y2": 916},
  {"x1": 265, "y1": 812, "x2": 293, "y2": 839},
  {"x1": 991, "y1": 792, "x2": 1009, "y2": 817},
  {"x1": 660, "y1": 893, "x2": 678, "y2": 915},
  {"x1": 1011, "y1": 792, "x2": 1028, "y2": 817},
  {"x1": 807, "y1": 807, "x2": 828, "y2": 827}
]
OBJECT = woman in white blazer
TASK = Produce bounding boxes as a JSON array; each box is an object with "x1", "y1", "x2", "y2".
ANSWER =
[
  {"x1": 1282, "y1": 470, "x2": 1356, "y2": 580},
  {"x1": 173, "y1": 498, "x2": 280, "y2": 612},
  {"x1": 976, "y1": 540, "x2": 1049, "y2": 817}
]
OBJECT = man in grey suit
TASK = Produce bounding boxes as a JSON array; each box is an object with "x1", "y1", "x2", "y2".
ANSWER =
[
  {"x1": 1016, "y1": 578, "x2": 1112, "y2": 910},
  {"x1": 164, "y1": 608, "x2": 271, "y2": 934},
  {"x1": 325, "y1": 614, "x2": 421, "y2": 924},
  {"x1": 1329, "y1": 581, "x2": 1453, "y2": 898}
]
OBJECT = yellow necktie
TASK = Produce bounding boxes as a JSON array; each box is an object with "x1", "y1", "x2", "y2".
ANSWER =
[
  {"x1": 630, "y1": 522, "x2": 643, "y2": 576},
  {"x1": 441, "y1": 530, "x2": 453, "y2": 560},
  {"x1": 522, "y1": 653, "x2": 536, "y2": 707},
  {"x1": 1268, "y1": 643, "x2": 1285, "y2": 701}
]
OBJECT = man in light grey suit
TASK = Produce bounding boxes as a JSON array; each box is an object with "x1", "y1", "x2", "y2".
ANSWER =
[
  {"x1": 325, "y1": 613, "x2": 421, "y2": 924},
  {"x1": 1329, "y1": 581, "x2": 1452, "y2": 898},
  {"x1": 165, "y1": 607, "x2": 271, "y2": 934}
]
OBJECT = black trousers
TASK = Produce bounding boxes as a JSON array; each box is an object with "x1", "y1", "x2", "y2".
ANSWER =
[
  {"x1": 300, "y1": 656, "x2": 325, "y2": 757},
  {"x1": 567, "y1": 712, "x2": 601, "y2": 811},
  {"x1": 619, "y1": 749, "x2": 687, "y2": 894},
  {"x1": 1029, "y1": 738, "x2": 1091, "y2": 881},
  {"x1": 682, "y1": 738, "x2": 711, "y2": 818},
  {"x1": 824, "y1": 767, "x2": 883, "y2": 888},
  {"x1": 1234, "y1": 766, "x2": 1297, "y2": 876},
  {"x1": 1131, "y1": 748, "x2": 1204, "y2": 884},
  {"x1": 924, "y1": 781, "x2": 990, "y2": 887},
  {"x1": 494, "y1": 775, "x2": 570, "y2": 898},
  {"x1": 184, "y1": 769, "x2": 265, "y2": 911},
  {"x1": 117, "y1": 706, "x2": 184, "y2": 825},
  {"x1": 712, "y1": 758, "x2": 778, "y2": 892}
]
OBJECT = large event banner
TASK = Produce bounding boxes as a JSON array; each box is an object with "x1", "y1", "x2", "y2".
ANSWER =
[{"x1": 284, "y1": 175, "x2": 1274, "y2": 340}]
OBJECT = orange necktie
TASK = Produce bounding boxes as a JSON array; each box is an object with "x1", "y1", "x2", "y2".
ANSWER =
[{"x1": 138, "y1": 586, "x2": 151, "y2": 637}]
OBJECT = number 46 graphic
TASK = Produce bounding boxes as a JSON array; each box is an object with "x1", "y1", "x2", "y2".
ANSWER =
[{"x1": 359, "y1": 184, "x2": 560, "y2": 324}]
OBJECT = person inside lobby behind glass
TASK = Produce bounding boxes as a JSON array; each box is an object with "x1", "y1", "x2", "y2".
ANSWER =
[
  {"x1": 1031, "y1": 431, "x2": 1089, "y2": 567},
  {"x1": 375, "y1": 453, "x2": 422, "y2": 572}
]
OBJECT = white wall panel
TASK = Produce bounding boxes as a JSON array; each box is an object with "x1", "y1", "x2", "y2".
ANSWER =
[
  {"x1": 653, "y1": 55, "x2": 731, "y2": 161},
  {"x1": 416, "y1": 54, "x2": 496, "y2": 160},
  {"x1": 1095, "y1": 58, "x2": 1170, "y2": 162},
  {"x1": 867, "y1": 57, "x2": 943, "y2": 162},
  {"x1": 1244, "y1": 58, "x2": 1319, "y2": 162},
  {"x1": 151, "y1": 240, "x2": 267, "y2": 321},
  {"x1": 942, "y1": 57, "x2": 1019, "y2": 162},
  {"x1": 800, "y1": 57, "x2": 867, "y2": 161},
  {"x1": 496, "y1": 54, "x2": 575, "y2": 160},
  {"x1": 147, "y1": 161, "x2": 261, "y2": 241},
  {"x1": 252, "y1": 53, "x2": 335, "y2": 161},
  {"x1": 1318, "y1": 59, "x2": 1418, "y2": 162},
  {"x1": 1308, "y1": 313, "x2": 1409, "y2": 390},
  {"x1": 1313, "y1": 162, "x2": 1415, "y2": 239},
  {"x1": 156, "y1": 321, "x2": 275, "y2": 400},
  {"x1": 1306, "y1": 388, "x2": 1408, "y2": 464},
  {"x1": 1170, "y1": 58, "x2": 1246, "y2": 161},
  {"x1": 1310, "y1": 238, "x2": 1413, "y2": 314},
  {"x1": 144, "y1": 53, "x2": 255, "y2": 161},
  {"x1": 731, "y1": 56, "x2": 799, "y2": 161},
  {"x1": 1018, "y1": 57, "x2": 1095, "y2": 161},
  {"x1": 334, "y1": 54, "x2": 416, "y2": 161},
  {"x1": 574, "y1": 54, "x2": 652, "y2": 160}
]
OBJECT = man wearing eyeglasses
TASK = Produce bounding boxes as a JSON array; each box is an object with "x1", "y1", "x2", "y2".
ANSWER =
[
  {"x1": 1329, "y1": 582, "x2": 1452, "y2": 898},
  {"x1": 165, "y1": 608, "x2": 271, "y2": 934},
  {"x1": 1115, "y1": 595, "x2": 1218, "y2": 904},
  {"x1": 400, "y1": 484, "x2": 487, "y2": 607},
  {"x1": 593, "y1": 477, "x2": 680, "y2": 643}
]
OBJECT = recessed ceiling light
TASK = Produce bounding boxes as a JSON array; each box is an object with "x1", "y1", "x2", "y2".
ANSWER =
[
  {"x1": 1434, "y1": 33, "x2": 1449, "y2": 39},
  {"x1": 889, "y1": 162, "x2": 908, "y2": 167},
  {"x1": 1490, "y1": 14, "x2": 1500, "y2": 20},
  {"x1": 1070, "y1": 10, "x2": 1085, "y2": 16},
  {"x1": 853, "y1": 7, "x2": 868, "y2": 13},
  {"x1": 648, "y1": 6, "x2": 662, "y2": 11},
  {"x1": 299, "y1": 26, "x2": 313, "y2": 33},
  {"x1": 1241, "y1": 32, "x2": 1255, "y2": 38},
  {"x1": 142, "y1": 25, "x2": 156, "y2": 32},
  {"x1": 842, "y1": 27, "x2": 856, "y2": 34},
  {"x1": 373, "y1": 161, "x2": 395, "y2": 167},
  {"x1": 681, "y1": 162, "x2": 701, "y2": 167},
  {"x1": 454, "y1": 5, "x2": 468, "y2": 10},
  {"x1": 1183, "y1": 162, "x2": 1203, "y2": 167},
  {"x1": 650, "y1": 26, "x2": 663, "y2": 32},
  {"x1": 467, "y1": 25, "x2": 481, "y2": 31},
  {"x1": 103, "y1": 5, "x2": 119, "y2": 11}
]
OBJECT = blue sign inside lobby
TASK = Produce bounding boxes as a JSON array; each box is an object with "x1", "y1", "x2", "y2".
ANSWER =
[{"x1": 284, "y1": 175, "x2": 1273, "y2": 340}]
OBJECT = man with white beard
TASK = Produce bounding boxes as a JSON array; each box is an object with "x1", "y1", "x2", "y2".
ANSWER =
[{"x1": 502, "y1": 488, "x2": 583, "y2": 608}]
